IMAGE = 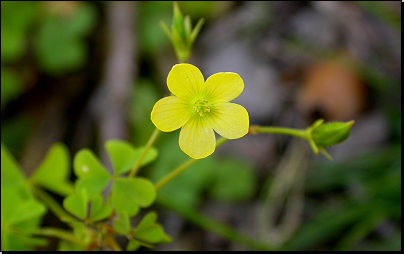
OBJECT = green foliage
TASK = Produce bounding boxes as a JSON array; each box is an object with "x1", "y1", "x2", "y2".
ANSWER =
[
  {"x1": 138, "y1": 1, "x2": 172, "y2": 55},
  {"x1": 63, "y1": 190, "x2": 112, "y2": 222},
  {"x1": 127, "y1": 211, "x2": 172, "y2": 251},
  {"x1": 310, "y1": 120, "x2": 355, "y2": 148},
  {"x1": 284, "y1": 145, "x2": 401, "y2": 251},
  {"x1": 1, "y1": 1, "x2": 37, "y2": 62},
  {"x1": 89, "y1": 194, "x2": 112, "y2": 222},
  {"x1": 1, "y1": 143, "x2": 48, "y2": 251},
  {"x1": 111, "y1": 178, "x2": 155, "y2": 217},
  {"x1": 105, "y1": 139, "x2": 158, "y2": 175},
  {"x1": 33, "y1": 2, "x2": 98, "y2": 75},
  {"x1": 113, "y1": 212, "x2": 130, "y2": 235},
  {"x1": 64, "y1": 140, "x2": 157, "y2": 219},
  {"x1": 1, "y1": 68, "x2": 23, "y2": 111},
  {"x1": 56, "y1": 139, "x2": 168, "y2": 250},
  {"x1": 30, "y1": 143, "x2": 74, "y2": 196},
  {"x1": 160, "y1": 2, "x2": 204, "y2": 63},
  {"x1": 63, "y1": 189, "x2": 88, "y2": 220},
  {"x1": 129, "y1": 79, "x2": 161, "y2": 144},
  {"x1": 1, "y1": 143, "x2": 25, "y2": 189},
  {"x1": 1, "y1": 1, "x2": 397, "y2": 251},
  {"x1": 73, "y1": 149, "x2": 111, "y2": 199},
  {"x1": 149, "y1": 133, "x2": 257, "y2": 210}
]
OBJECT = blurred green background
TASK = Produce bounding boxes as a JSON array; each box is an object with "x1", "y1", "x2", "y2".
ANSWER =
[{"x1": 1, "y1": 1, "x2": 401, "y2": 251}]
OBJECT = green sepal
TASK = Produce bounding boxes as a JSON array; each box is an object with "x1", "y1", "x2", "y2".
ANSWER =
[{"x1": 311, "y1": 120, "x2": 355, "y2": 147}]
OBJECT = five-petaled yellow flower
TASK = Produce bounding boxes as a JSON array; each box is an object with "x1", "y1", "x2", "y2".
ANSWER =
[{"x1": 151, "y1": 63, "x2": 249, "y2": 159}]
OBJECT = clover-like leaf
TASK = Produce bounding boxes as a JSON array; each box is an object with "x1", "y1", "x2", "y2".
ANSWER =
[
  {"x1": 110, "y1": 178, "x2": 155, "y2": 217},
  {"x1": 30, "y1": 143, "x2": 74, "y2": 196},
  {"x1": 7, "y1": 199, "x2": 47, "y2": 225},
  {"x1": 126, "y1": 239, "x2": 142, "y2": 251},
  {"x1": 134, "y1": 211, "x2": 172, "y2": 244},
  {"x1": 1, "y1": 185, "x2": 45, "y2": 225},
  {"x1": 1, "y1": 143, "x2": 25, "y2": 188},
  {"x1": 1, "y1": 185, "x2": 48, "y2": 251},
  {"x1": 113, "y1": 212, "x2": 131, "y2": 235},
  {"x1": 73, "y1": 149, "x2": 110, "y2": 199},
  {"x1": 89, "y1": 194, "x2": 112, "y2": 222},
  {"x1": 63, "y1": 188, "x2": 88, "y2": 220},
  {"x1": 1, "y1": 143, "x2": 48, "y2": 251},
  {"x1": 105, "y1": 140, "x2": 158, "y2": 176}
]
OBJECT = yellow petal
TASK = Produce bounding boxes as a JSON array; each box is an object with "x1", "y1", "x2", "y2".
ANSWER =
[
  {"x1": 208, "y1": 102, "x2": 249, "y2": 139},
  {"x1": 179, "y1": 116, "x2": 216, "y2": 159},
  {"x1": 167, "y1": 63, "x2": 205, "y2": 100},
  {"x1": 151, "y1": 96, "x2": 191, "y2": 132},
  {"x1": 205, "y1": 72, "x2": 244, "y2": 103}
]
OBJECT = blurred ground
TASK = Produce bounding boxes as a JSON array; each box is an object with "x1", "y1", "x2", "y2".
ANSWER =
[{"x1": 1, "y1": 1, "x2": 401, "y2": 251}]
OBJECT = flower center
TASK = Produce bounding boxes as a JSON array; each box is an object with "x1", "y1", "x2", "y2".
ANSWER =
[{"x1": 193, "y1": 99, "x2": 210, "y2": 116}]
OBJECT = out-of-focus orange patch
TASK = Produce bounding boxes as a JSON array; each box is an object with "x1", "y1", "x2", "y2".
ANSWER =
[
  {"x1": 45, "y1": 1, "x2": 78, "y2": 17},
  {"x1": 297, "y1": 57, "x2": 366, "y2": 121}
]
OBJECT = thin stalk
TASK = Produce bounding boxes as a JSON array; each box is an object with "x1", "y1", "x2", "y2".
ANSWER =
[
  {"x1": 249, "y1": 125, "x2": 308, "y2": 139},
  {"x1": 129, "y1": 128, "x2": 160, "y2": 178},
  {"x1": 155, "y1": 157, "x2": 196, "y2": 191},
  {"x1": 34, "y1": 227, "x2": 87, "y2": 247},
  {"x1": 154, "y1": 137, "x2": 228, "y2": 191},
  {"x1": 34, "y1": 187, "x2": 78, "y2": 223}
]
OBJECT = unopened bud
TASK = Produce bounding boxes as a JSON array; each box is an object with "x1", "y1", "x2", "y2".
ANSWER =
[
  {"x1": 172, "y1": 1, "x2": 186, "y2": 42},
  {"x1": 311, "y1": 120, "x2": 355, "y2": 147},
  {"x1": 160, "y1": 2, "x2": 204, "y2": 63}
]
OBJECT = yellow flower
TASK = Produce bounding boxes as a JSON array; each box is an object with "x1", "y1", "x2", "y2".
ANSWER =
[{"x1": 151, "y1": 63, "x2": 249, "y2": 159}]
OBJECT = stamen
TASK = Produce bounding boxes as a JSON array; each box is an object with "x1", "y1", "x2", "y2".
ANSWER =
[{"x1": 193, "y1": 98, "x2": 210, "y2": 116}]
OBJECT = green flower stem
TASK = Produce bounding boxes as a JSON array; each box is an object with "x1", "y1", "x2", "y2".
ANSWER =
[
  {"x1": 34, "y1": 227, "x2": 87, "y2": 247},
  {"x1": 154, "y1": 137, "x2": 228, "y2": 191},
  {"x1": 154, "y1": 156, "x2": 197, "y2": 191},
  {"x1": 249, "y1": 125, "x2": 308, "y2": 139},
  {"x1": 34, "y1": 187, "x2": 78, "y2": 223},
  {"x1": 129, "y1": 127, "x2": 160, "y2": 178}
]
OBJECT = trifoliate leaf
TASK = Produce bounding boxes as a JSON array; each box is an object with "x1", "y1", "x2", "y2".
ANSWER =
[
  {"x1": 105, "y1": 140, "x2": 158, "y2": 176},
  {"x1": 73, "y1": 149, "x2": 110, "y2": 198},
  {"x1": 113, "y1": 212, "x2": 130, "y2": 235},
  {"x1": 30, "y1": 143, "x2": 73, "y2": 196},
  {"x1": 111, "y1": 178, "x2": 155, "y2": 217},
  {"x1": 89, "y1": 194, "x2": 112, "y2": 222},
  {"x1": 63, "y1": 189, "x2": 88, "y2": 220},
  {"x1": 1, "y1": 143, "x2": 25, "y2": 188},
  {"x1": 134, "y1": 211, "x2": 171, "y2": 244}
]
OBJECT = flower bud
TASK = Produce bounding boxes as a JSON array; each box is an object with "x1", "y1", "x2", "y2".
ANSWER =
[
  {"x1": 160, "y1": 2, "x2": 204, "y2": 63},
  {"x1": 172, "y1": 1, "x2": 186, "y2": 42},
  {"x1": 311, "y1": 120, "x2": 355, "y2": 147}
]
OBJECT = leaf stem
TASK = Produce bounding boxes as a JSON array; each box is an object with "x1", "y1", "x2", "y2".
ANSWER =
[
  {"x1": 129, "y1": 128, "x2": 160, "y2": 178},
  {"x1": 34, "y1": 187, "x2": 78, "y2": 223},
  {"x1": 249, "y1": 125, "x2": 308, "y2": 139},
  {"x1": 154, "y1": 137, "x2": 228, "y2": 191},
  {"x1": 33, "y1": 227, "x2": 87, "y2": 248}
]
